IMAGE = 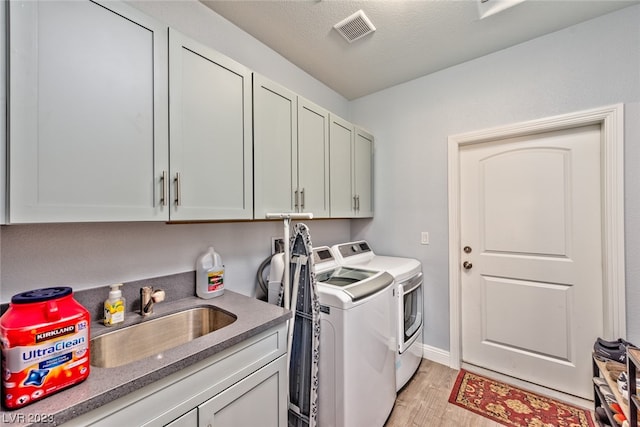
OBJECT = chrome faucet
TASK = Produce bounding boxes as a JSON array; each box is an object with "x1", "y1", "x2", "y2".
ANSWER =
[{"x1": 140, "y1": 286, "x2": 166, "y2": 316}]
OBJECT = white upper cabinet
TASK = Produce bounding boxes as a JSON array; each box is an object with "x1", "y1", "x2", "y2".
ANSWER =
[
  {"x1": 168, "y1": 29, "x2": 253, "y2": 221},
  {"x1": 297, "y1": 98, "x2": 330, "y2": 218},
  {"x1": 7, "y1": 1, "x2": 369, "y2": 224},
  {"x1": 329, "y1": 115, "x2": 374, "y2": 218},
  {"x1": 8, "y1": 0, "x2": 169, "y2": 223},
  {"x1": 329, "y1": 114, "x2": 355, "y2": 217},
  {"x1": 354, "y1": 127, "x2": 374, "y2": 217},
  {"x1": 253, "y1": 75, "x2": 297, "y2": 219},
  {"x1": 253, "y1": 75, "x2": 330, "y2": 219}
]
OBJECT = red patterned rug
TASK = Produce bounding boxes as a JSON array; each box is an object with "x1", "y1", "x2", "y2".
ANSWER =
[{"x1": 448, "y1": 369, "x2": 595, "y2": 427}]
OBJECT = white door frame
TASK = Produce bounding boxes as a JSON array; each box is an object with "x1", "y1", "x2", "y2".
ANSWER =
[{"x1": 448, "y1": 104, "x2": 625, "y2": 369}]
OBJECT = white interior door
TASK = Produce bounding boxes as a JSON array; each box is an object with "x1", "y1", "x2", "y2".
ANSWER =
[{"x1": 460, "y1": 124, "x2": 603, "y2": 399}]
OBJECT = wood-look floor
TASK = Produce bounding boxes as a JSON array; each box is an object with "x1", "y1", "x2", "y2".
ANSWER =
[{"x1": 384, "y1": 359, "x2": 503, "y2": 427}]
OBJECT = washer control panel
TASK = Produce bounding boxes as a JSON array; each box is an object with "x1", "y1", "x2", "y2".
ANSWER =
[{"x1": 337, "y1": 241, "x2": 371, "y2": 258}]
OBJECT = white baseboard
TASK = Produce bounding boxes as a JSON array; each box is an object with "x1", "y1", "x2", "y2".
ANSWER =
[{"x1": 421, "y1": 344, "x2": 451, "y2": 367}]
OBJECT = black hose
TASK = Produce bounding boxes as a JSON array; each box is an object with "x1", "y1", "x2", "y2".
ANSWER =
[{"x1": 256, "y1": 253, "x2": 275, "y2": 298}]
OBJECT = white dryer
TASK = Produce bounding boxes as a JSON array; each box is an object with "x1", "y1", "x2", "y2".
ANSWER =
[
  {"x1": 312, "y1": 246, "x2": 396, "y2": 427},
  {"x1": 332, "y1": 241, "x2": 423, "y2": 391}
]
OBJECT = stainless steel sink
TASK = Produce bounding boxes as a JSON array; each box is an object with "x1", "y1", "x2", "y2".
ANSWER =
[{"x1": 90, "y1": 306, "x2": 237, "y2": 368}]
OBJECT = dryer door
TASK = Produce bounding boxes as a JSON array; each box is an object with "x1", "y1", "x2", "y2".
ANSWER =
[{"x1": 399, "y1": 273, "x2": 423, "y2": 353}]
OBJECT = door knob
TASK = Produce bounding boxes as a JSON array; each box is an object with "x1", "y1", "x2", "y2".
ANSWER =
[{"x1": 462, "y1": 261, "x2": 473, "y2": 270}]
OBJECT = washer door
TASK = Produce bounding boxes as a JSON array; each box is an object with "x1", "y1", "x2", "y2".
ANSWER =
[{"x1": 399, "y1": 273, "x2": 423, "y2": 353}]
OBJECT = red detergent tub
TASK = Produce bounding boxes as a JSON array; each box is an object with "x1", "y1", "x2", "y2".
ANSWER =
[{"x1": 1, "y1": 287, "x2": 90, "y2": 409}]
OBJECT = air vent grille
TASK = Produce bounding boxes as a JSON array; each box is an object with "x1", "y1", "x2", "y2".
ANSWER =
[{"x1": 334, "y1": 10, "x2": 376, "y2": 43}]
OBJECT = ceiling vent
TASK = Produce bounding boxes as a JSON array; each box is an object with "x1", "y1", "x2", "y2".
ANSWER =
[
  {"x1": 333, "y1": 10, "x2": 376, "y2": 43},
  {"x1": 478, "y1": 0, "x2": 526, "y2": 19}
]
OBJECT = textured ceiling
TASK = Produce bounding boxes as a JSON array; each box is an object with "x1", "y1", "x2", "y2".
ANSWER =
[{"x1": 202, "y1": 0, "x2": 639, "y2": 100}]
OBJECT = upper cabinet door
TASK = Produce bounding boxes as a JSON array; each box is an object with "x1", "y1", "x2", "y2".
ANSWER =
[
  {"x1": 354, "y1": 128, "x2": 374, "y2": 218},
  {"x1": 297, "y1": 98, "x2": 330, "y2": 218},
  {"x1": 0, "y1": 2, "x2": 6, "y2": 225},
  {"x1": 329, "y1": 114, "x2": 355, "y2": 218},
  {"x1": 253, "y1": 75, "x2": 298, "y2": 219},
  {"x1": 168, "y1": 29, "x2": 253, "y2": 221},
  {"x1": 8, "y1": 0, "x2": 169, "y2": 223}
]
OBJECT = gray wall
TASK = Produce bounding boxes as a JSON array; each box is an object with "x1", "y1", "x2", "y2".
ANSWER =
[{"x1": 350, "y1": 5, "x2": 640, "y2": 350}]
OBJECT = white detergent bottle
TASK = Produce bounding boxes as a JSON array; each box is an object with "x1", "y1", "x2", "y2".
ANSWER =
[{"x1": 196, "y1": 247, "x2": 225, "y2": 299}]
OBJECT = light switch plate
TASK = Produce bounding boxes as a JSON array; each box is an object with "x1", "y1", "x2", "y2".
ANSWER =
[{"x1": 421, "y1": 232, "x2": 429, "y2": 245}]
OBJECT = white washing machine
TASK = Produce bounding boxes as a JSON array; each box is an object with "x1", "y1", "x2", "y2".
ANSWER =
[
  {"x1": 312, "y1": 246, "x2": 396, "y2": 427},
  {"x1": 332, "y1": 241, "x2": 423, "y2": 391}
]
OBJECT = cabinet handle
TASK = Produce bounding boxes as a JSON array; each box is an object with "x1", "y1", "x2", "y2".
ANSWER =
[
  {"x1": 356, "y1": 195, "x2": 360, "y2": 211},
  {"x1": 294, "y1": 190, "x2": 299, "y2": 210},
  {"x1": 160, "y1": 171, "x2": 168, "y2": 207},
  {"x1": 174, "y1": 172, "x2": 181, "y2": 206},
  {"x1": 300, "y1": 188, "x2": 305, "y2": 210},
  {"x1": 353, "y1": 195, "x2": 357, "y2": 212}
]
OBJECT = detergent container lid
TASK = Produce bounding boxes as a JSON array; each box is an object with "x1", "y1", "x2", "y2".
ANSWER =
[{"x1": 11, "y1": 286, "x2": 73, "y2": 304}]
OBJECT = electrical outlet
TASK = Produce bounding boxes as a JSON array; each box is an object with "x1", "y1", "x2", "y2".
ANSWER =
[
  {"x1": 421, "y1": 232, "x2": 429, "y2": 245},
  {"x1": 271, "y1": 237, "x2": 285, "y2": 254}
]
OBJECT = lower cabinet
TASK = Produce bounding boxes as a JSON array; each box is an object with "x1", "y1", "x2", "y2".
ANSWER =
[
  {"x1": 165, "y1": 356, "x2": 286, "y2": 427},
  {"x1": 65, "y1": 324, "x2": 287, "y2": 427},
  {"x1": 197, "y1": 355, "x2": 286, "y2": 427}
]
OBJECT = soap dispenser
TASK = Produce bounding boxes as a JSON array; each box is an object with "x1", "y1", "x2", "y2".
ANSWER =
[{"x1": 104, "y1": 283, "x2": 126, "y2": 326}]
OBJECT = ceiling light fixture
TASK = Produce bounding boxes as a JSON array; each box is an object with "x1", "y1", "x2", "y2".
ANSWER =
[{"x1": 333, "y1": 10, "x2": 376, "y2": 43}]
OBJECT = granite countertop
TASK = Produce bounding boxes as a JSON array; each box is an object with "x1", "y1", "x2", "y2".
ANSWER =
[{"x1": 4, "y1": 291, "x2": 291, "y2": 426}]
